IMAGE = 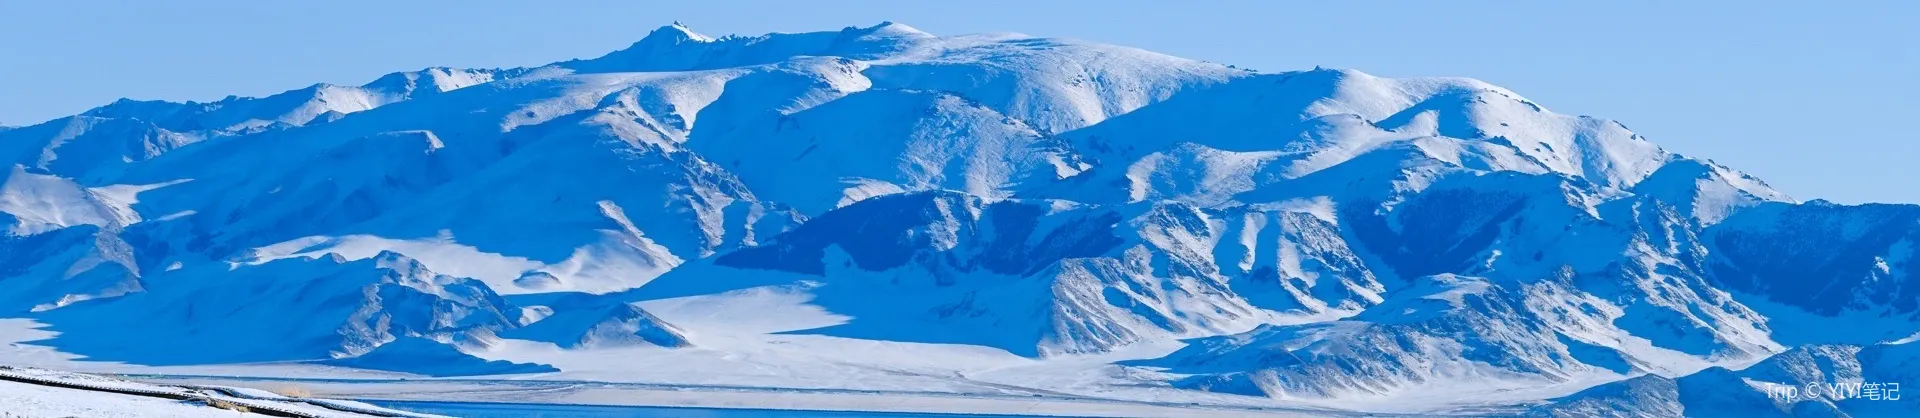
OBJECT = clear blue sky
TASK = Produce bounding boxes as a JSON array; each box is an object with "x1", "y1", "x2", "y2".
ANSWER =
[{"x1": 2, "y1": 0, "x2": 1913, "y2": 203}]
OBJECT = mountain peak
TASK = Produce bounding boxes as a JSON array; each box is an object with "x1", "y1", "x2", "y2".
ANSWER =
[
  {"x1": 854, "y1": 21, "x2": 932, "y2": 39},
  {"x1": 644, "y1": 21, "x2": 714, "y2": 44}
]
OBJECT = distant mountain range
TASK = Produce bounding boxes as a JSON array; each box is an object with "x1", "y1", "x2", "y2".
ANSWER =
[{"x1": 2, "y1": 22, "x2": 1914, "y2": 416}]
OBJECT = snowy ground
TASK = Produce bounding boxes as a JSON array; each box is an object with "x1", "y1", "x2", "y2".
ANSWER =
[
  {"x1": 0, "y1": 378, "x2": 233, "y2": 418},
  {"x1": 0, "y1": 365, "x2": 443, "y2": 417},
  {"x1": 136, "y1": 376, "x2": 1343, "y2": 418},
  {"x1": 5, "y1": 315, "x2": 1353, "y2": 417},
  {"x1": 2, "y1": 306, "x2": 1574, "y2": 417}
]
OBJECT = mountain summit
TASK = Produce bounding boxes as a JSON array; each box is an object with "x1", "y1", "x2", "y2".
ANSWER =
[{"x1": 1, "y1": 22, "x2": 1913, "y2": 416}]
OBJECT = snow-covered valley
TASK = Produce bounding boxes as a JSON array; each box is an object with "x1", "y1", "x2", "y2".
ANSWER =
[{"x1": 2, "y1": 22, "x2": 1917, "y2": 417}]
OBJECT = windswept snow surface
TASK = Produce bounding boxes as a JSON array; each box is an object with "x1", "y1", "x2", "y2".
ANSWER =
[{"x1": 2, "y1": 21, "x2": 1915, "y2": 416}]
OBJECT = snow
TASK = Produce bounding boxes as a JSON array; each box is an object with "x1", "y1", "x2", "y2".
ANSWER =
[
  {"x1": 0, "y1": 366, "x2": 447, "y2": 417},
  {"x1": 0, "y1": 166, "x2": 144, "y2": 235},
  {"x1": 240, "y1": 234, "x2": 540, "y2": 290},
  {"x1": 0, "y1": 377, "x2": 229, "y2": 418},
  {"x1": 81, "y1": 67, "x2": 525, "y2": 134},
  {"x1": 2, "y1": 20, "x2": 1916, "y2": 417}
]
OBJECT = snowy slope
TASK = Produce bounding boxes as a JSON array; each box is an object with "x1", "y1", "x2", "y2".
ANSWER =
[
  {"x1": 0, "y1": 116, "x2": 202, "y2": 184},
  {"x1": 1530, "y1": 342, "x2": 1920, "y2": 416},
  {"x1": 0, "y1": 224, "x2": 141, "y2": 313},
  {"x1": 1137, "y1": 274, "x2": 1623, "y2": 399},
  {"x1": 1, "y1": 21, "x2": 1914, "y2": 416},
  {"x1": 1706, "y1": 201, "x2": 1920, "y2": 346},
  {"x1": 30, "y1": 251, "x2": 546, "y2": 374}
]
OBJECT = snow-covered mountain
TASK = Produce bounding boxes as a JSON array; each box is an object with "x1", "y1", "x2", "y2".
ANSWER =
[{"x1": 2, "y1": 22, "x2": 1914, "y2": 416}]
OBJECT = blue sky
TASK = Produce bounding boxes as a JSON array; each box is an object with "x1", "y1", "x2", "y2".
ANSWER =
[{"x1": 1, "y1": 0, "x2": 1913, "y2": 203}]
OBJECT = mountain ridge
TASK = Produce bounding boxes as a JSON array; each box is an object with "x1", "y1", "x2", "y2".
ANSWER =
[{"x1": 1, "y1": 22, "x2": 1913, "y2": 416}]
